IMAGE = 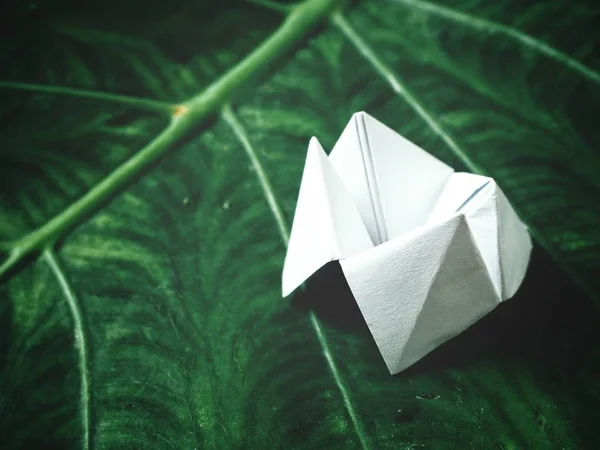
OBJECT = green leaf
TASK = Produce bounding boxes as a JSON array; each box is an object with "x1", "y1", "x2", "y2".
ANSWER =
[{"x1": 1, "y1": 0, "x2": 600, "y2": 448}]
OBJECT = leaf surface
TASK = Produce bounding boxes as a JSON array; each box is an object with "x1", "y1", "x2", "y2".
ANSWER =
[{"x1": 1, "y1": 0, "x2": 600, "y2": 448}]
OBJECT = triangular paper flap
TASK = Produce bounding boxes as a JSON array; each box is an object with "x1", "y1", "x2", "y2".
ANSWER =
[
  {"x1": 340, "y1": 213, "x2": 492, "y2": 373},
  {"x1": 426, "y1": 172, "x2": 492, "y2": 226},
  {"x1": 329, "y1": 112, "x2": 454, "y2": 245},
  {"x1": 397, "y1": 216, "x2": 499, "y2": 373},
  {"x1": 282, "y1": 138, "x2": 373, "y2": 297},
  {"x1": 455, "y1": 182, "x2": 502, "y2": 298},
  {"x1": 456, "y1": 181, "x2": 531, "y2": 300}
]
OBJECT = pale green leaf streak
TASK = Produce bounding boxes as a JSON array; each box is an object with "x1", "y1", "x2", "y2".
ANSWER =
[
  {"x1": 332, "y1": 12, "x2": 484, "y2": 175},
  {"x1": 222, "y1": 106, "x2": 371, "y2": 449},
  {"x1": 393, "y1": 0, "x2": 600, "y2": 87},
  {"x1": 0, "y1": 80, "x2": 175, "y2": 114},
  {"x1": 221, "y1": 105, "x2": 290, "y2": 244},
  {"x1": 43, "y1": 248, "x2": 90, "y2": 450},
  {"x1": 334, "y1": 12, "x2": 599, "y2": 304},
  {"x1": 309, "y1": 311, "x2": 371, "y2": 449},
  {"x1": 0, "y1": 0, "x2": 343, "y2": 280}
]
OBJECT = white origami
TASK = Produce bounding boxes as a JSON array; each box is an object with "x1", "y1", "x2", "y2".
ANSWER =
[{"x1": 282, "y1": 112, "x2": 532, "y2": 375}]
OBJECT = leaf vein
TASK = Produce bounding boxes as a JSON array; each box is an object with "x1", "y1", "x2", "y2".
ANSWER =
[
  {"x1": 392, "y1": 0, "x2": 600, "y2": 86},
  {"x1": 43, "y1": 248, "x2": 91, "y2": 450},
  {"x1": 0, "y1": 81, "x2": 175, "y2": 114},
  {"x1": 222, "y1": 106, "x2": 371, "y2": 450},
  {"x1": 332, "y1": 12, "x2": 484, "y2": 174},
  {"x1": 221, "y1": 105, "x2": 290, "y2": 244}
]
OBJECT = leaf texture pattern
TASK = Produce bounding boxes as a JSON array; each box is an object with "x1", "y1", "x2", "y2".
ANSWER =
[{"x1": 1, "y1": 0, "x2": 600, "y2": 448}]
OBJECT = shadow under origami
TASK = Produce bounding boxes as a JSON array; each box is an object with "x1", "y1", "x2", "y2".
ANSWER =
[
  {"x1": 292, "y1": 243, "x2": 600, "y2": 442},
  {"x1": 292, "y1": 243, "x2": 600, "y2": 377},
  {"x1": 293, "y1": 244, "x2": 600, "y2": 442}
]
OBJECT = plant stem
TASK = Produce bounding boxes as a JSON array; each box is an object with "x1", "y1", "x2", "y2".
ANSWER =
[{"x1": 0, "y1": 0, "x2": 342, "y2": 279}]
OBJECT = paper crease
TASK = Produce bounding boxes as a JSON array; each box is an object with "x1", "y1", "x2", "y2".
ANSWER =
[
  {"x1": 355, "y1": 113, "x2": 388, "y2": 245},
  {"x1": 392, "y1": 215, "x2": 460, "y2": 366}
]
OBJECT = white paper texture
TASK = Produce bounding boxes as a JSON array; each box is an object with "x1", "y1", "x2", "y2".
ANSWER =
[
  {"x1": 340, "y1": 213, "x2": 499, "y2": 374},
  {"x1": 282, "y1": 112, "x2": 532, "y2": 374},
  {"x1": 329, "y1": 112, "x2": 454, "y2": 244},
  {"x1": 282, "y1": 138, "x2": 373, "y2": 297}
]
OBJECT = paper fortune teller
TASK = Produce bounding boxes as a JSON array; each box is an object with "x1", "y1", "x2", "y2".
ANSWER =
[{"x1": 282, "y1": 112, "x2": 532, "y2": 374}]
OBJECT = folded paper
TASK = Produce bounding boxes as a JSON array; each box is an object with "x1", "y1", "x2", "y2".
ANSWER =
[{"x1": 282, "y1": 112, "x2": 532, "y2": 374}]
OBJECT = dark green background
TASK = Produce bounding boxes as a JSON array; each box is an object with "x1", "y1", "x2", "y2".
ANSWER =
[{"x1": 1, "y1": 0, "x2": 600, "y2": 448}]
